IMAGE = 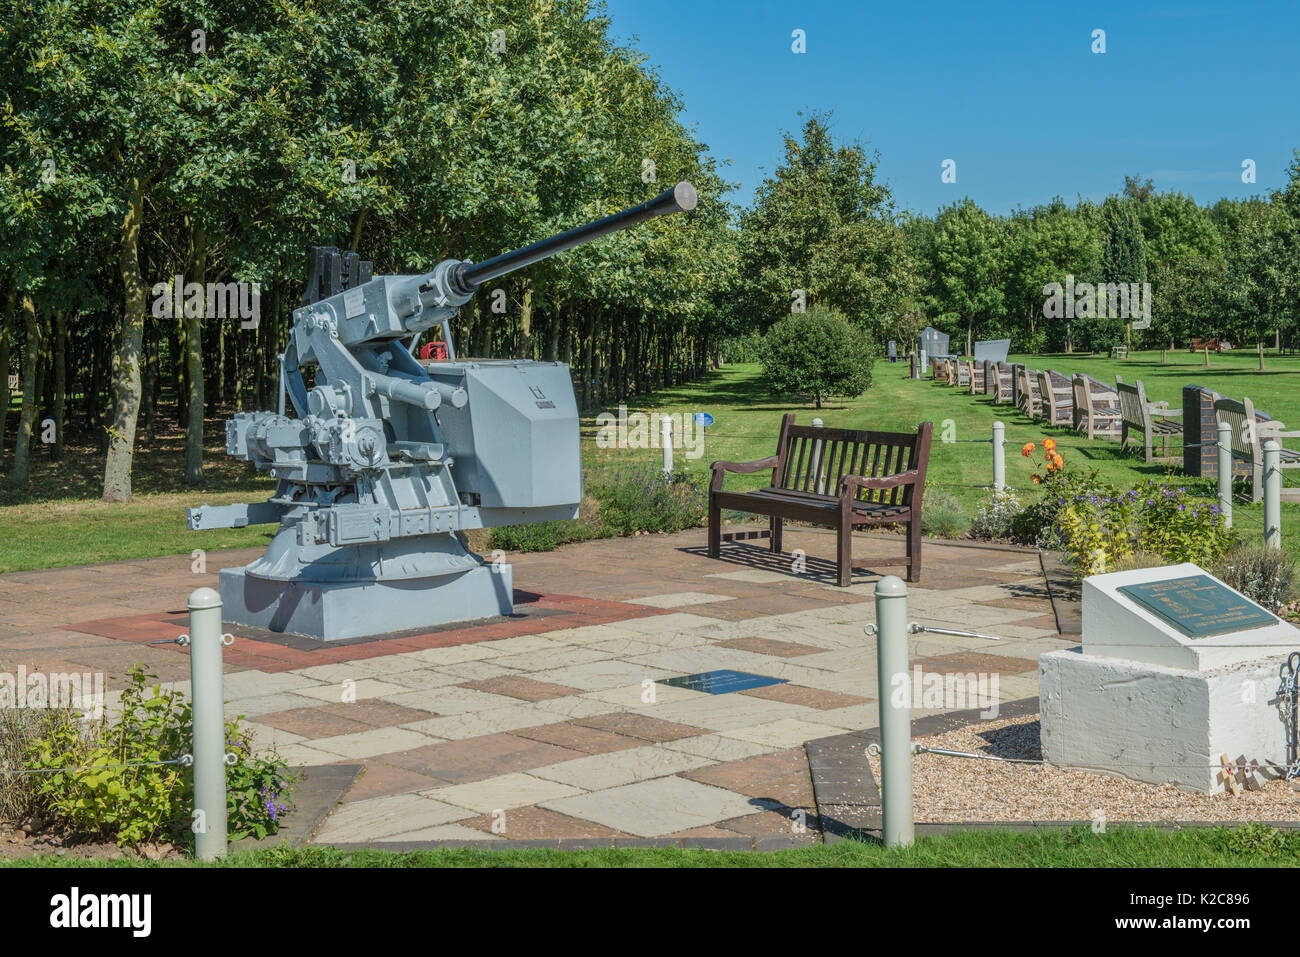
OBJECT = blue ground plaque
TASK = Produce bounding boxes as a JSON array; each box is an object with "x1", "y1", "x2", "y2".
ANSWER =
[
  {"x1": 1117, "y1": 574, "x2": 1277, "y2": 639},
  {"x1": 658, "y1": 669, "x2": 787, "y2": 695}
]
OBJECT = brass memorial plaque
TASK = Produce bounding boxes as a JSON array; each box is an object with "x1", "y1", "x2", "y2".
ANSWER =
[{"x1": 1116, "y1": 575, "x2": 1277, "y2": 639}]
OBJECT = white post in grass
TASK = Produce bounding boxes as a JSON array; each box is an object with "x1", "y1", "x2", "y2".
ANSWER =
[
  {"x1": 1217, "y1": 421, "x2": 1233, "y2": 530},
  {"x1": 992, "y1": 421, "x2": 1005, "y2": 493},
  {"x1": 1264, "y1": 440, "x2": 1281, "y2": 548},
  {"x1": 661, "y1": 414, "x2": 674, "y2": 476},
  {"x1": 871, "y1": 576, "x2": 913, "y2": 848},
  {"x1": 189, "y1": 587, "x2": 228, "y2": 861}
]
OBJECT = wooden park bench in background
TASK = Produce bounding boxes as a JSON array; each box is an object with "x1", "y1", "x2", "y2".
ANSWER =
[
  {"x1": 708, "y1": 414, "x2": 933, "y2": 585},
  {"x1": 1190, "y1": 337, "x2": 1222, "y2": 353},
  {"x1": 1015, "y1": 365, "x2": 1043, "y2": 419},
  {"x1": 1037, "y1": 370, "x2": 1074, "y2": 427},
  {"x1": 953, "y1": 360, "x2": 970, "y2": 388},
  {"x1": 966, "y1": 359, "x2": 985, "y2": 395},
  {"x1": 985, "y1": 361, "x2": 1013, "y2": 403},
  {"x1": 1115, "y1": 376, "x2": 1182, "y2": 462},
  {"x1": 1110, "y1": 344, "x2": 1129, "y2": 359},
  {"x1": 1213, "y1": 396, "x2": 1300, "y2": 502},
  {"x1": 1072, "y1": 373, "x2": 1122, "y2": 440}
]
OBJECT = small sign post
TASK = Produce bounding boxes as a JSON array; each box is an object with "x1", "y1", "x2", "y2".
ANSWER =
[{"x1": 694, "y1": 411, "x2": 714, "y2": 466}]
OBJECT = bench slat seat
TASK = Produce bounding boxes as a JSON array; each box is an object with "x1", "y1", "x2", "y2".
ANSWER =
[
  {"x1": 1116, "y1": 377, "x2": 1183, "y2": 462},
  {"x1": 708, "y1": 414, "x2": 932, "y2": 585},
  {"x1": 1214, "y1": 396, "x2": 1300, "y2": 501}
]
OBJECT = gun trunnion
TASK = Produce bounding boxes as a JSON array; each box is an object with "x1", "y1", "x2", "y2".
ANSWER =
[{"x1": 188, "y1": 182, "x2": 697, "y2": 640}]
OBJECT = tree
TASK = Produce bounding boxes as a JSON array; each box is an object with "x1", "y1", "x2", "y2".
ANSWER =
[
  {"x1": 931, "y1": 198, "x2": 1006, "y2": 355},
  {"x1": 761, "y1": 305, "x2": 874, "y2": 409}
]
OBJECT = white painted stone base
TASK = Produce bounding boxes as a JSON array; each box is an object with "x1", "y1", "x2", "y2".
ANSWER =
[{"x1": 1039, "y1": 649, "x2": 1290, "y2": 793}]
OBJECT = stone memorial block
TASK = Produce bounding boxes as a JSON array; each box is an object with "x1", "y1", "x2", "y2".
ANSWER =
[
  {"x1": 972, "y1": 338, "x2": 1010, "y2": 364},
  {"x1": 1040, "y1": 562, "x2": 1298, "y2": 793},
  {"x1": 920, "y1": 327, "x2": 949, "y2": 364},
  {"x1": 887, "y1": 340, "x2": 897, "y2": 362}
]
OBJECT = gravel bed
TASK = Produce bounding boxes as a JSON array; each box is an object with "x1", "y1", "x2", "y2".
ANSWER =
[{"x1": 866, "y1": 713, "x2": 1300, "y2": 823}]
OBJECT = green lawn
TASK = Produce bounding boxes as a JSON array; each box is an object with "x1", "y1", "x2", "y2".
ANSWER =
[
  {"x1": 3, "y1": 349, "x2": 1299, "y2": 573},
  {"x1": 2, "y1": 825, "x2": 1297, "y2": 867}
]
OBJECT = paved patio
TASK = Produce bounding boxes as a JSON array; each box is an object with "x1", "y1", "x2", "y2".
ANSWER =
[{"x1": 0, "y1": 526, "x2": 1074, "y2": 847}]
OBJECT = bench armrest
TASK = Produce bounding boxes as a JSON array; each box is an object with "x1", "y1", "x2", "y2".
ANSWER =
[
  {"x1": 1150, "y1": 405, "x2": 1182, "y2": 417},
  {"x1": 839, "y1": 469, "x2": 922, "y2": 502},
  {"x1": 710, "y1": 455, "x2": 779, "y2": 490}
]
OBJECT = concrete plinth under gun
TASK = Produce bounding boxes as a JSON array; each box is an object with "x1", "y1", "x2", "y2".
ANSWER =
[{"x1": 188, "y1": 182, "x2": 698, "y2": 640}]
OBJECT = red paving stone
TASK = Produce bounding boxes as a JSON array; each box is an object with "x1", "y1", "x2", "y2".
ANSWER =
[
  {"x1": 457, "y1": 675, "x2": 581, "y2": 702},
  {"x1": 61, "y1": 592, "x2": 674, "y2": 673},
  {"x1": 380, "y1": 733, "x2": 583, "y2": 784},
  {"x1": 715, "y1": 636, "x2": 824, "y2": 657},
  {"x1": 509, "y1": 721, "x2": 646, "y2": 755},
  {"x1": 460, "y1": 806, "x2": 631, "y2": 840},
  {"x1": 572, "y1": 712, "x2": 705, "y2": 743},
  {"x1": 911, "y1": 652, "x2": 1037, "y2": 675},
  {"x1": 257, "y1": 707, "x2": 375, "y2": 739},
  {"x1": 338, "y1": 761, "x2": 452, "y2": 803},
  {"x1": 682, "y1": 749, "x2": 816, "y2": 808},
  {"x1": 738, "y1": 684, "x2": 874, "y2": 709}
]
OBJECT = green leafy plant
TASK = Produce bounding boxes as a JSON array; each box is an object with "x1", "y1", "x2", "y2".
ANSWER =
[
  {"x1": 761, "y1": 305, "x2": 875, "y2": 409},
  {"x1": 23, "y1": 664, "x2": 296, "y2": 848},
  {"x1": 590, "y1": 469, "x2": 707, "y2": 535}
]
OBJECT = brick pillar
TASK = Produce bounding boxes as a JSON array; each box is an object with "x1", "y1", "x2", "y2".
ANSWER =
[{"x1": 1183, "y1": 385, "x2": 1220, "y2": 479}]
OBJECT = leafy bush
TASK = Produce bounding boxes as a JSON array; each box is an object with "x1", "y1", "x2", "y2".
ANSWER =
[
  {"x1": 970, "y1": 489, "x2": 1023, "y2": 540},
  {"x1": 488, "y1": 496, "x2": 606, "y2": 553},
  {"x1": 921, "y1": 489, "x2": 967, "y2": 539},
  {"x1": 1213, "y1": 544, "x2": 1298, "y2": 613},
  {"x1": 22, "y1": 664, "x2": 295, "y2": 847},
  {"x1": 591, "y1": 469, "x2": 707, "y2": 535},
  {"x1": 761, "y1": 305, "x2": 874, "y2": 409},
  {"x1": 1009, "y1": 468, "x2": 1117, "y2": 548},
  {"x1": 1048, "y1": 480, "x2": 1235, "y2": 577},
  {"x1": 0, "y1": 706, "x2": 82, "y2": 825}
]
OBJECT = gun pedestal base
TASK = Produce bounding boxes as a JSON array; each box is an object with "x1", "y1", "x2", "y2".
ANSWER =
[{"x1": 218, "y1": 563, "x2": 514, "y2": 641}]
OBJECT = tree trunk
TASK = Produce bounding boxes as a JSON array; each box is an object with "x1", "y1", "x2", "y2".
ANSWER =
[
  {"x1": 1258, "y1": 339, "x2": 1265, "y2": 372},
  {"x1": 102, "y1": 180, "x2": 147, "y2": 502},
  {"x1": 11, "y1": 293, "x2": 40, "y2": 484},
  {"x1": 518, "y1": 282, "x2": 533, "y2": 360},
  {"x1": 185, "y1": 224, "x2": 207, "y2": 484},
  {"x1": 52, "y1": 310, "x2": 66, "y2": 461},
  {"x1": 0, "y1": 281, "x2": 13, "y2": 463}
]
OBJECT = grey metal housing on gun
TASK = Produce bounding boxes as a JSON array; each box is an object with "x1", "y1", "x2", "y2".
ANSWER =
[{"x1": 187, "y1": 181, "x2": 698, "y2": 642}]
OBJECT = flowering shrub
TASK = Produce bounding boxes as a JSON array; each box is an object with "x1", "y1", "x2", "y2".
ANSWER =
[
  {"x1": 1213, "y1": 544, "x2": 1298, "y2": 613},
  {"x1": 970, "y1": 489, "x2": 1023, "y2": 540},
  {"x1": 1020, "y1": 437, "x2": 1065, "y2": 486},
  {"x1": 1049, "y1": 480, "x2": 1235, "y2": 577}
]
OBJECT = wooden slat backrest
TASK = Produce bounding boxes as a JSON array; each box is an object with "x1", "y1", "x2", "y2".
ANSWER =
[
  {"x1": 1115, "y1": 379, "x2": 1147, "y2": 430},
  {"x1": 1213, "y1": 396, "x2": 1256, "y2": 460},
  {"x1": 774, "y1": 420, "x2": 930, "y2": 507}
]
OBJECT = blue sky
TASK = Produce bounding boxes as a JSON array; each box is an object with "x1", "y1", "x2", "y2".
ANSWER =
[{"x1": 602, "y1": 0, "x2": 1300, "y2": 216}]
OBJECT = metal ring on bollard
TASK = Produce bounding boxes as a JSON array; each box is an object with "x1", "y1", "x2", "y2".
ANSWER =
[
  {"x1": 224, "y1": 753, "x2": 239, "y2": 767},
  {"x1": 180, "y1": 753, "x2": 194, "y2": 767},
  {"x1": 866, "y1": 743, "x2": 881, "y2": 756},
  {"x1": 176, "y1": 634, "x2": 191, "y2": 647},
  {"x1": 864, "y1": 623, "x2": 878, "y2": 637},
  {"x1": 220, "y1": 633, "x2": 235, "y2": 647}
]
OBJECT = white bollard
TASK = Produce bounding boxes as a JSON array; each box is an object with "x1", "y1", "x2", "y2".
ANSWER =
[
  {"x1": 189, "y1": 587, "x2": 228, "y2": 861},
  {"x1": 992, "y1": 421, "x2": 1005, "y2": 493},
  {"x1": 871, "y1": 576, "x2": 913, "y2": 848},
  {"x1": 1265, "y1": 439, "x2": 1281, "y2": 548},
  {"x1": 1217, "y1": 421, "x2": 1232, "y2": 529},
  {"x1": 661, "y1": 414, "x2": 674, "y2": 475}
]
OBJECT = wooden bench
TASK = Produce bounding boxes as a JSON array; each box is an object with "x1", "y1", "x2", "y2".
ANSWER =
[
  {"x1": 1072, "y1": 373, "x2": 1121, "y2": 439},
  {"x1": 1015, "y1": 365, "x2": 1043, "y2": 419},
  {"x1": 1213, "y1": 396, "x2": 1300, "y2": 502},
  {"x1": 708, "y1": 414, "x2": 933, "y2": 585},
  {"x1": 985, "y1": 361, "x2": 1013, "y2": 403},
  {"x1": 1191, "y1": 337, "x2": 1222, "y2": 353},
  {"x1": 966, "y1": 359, "x2": 985, "y2": 395},
  {"x1": 1037, "y1": 370, "x2": 1074, "y2": 427},
  {"x1": 1115, "y1": 377, "x2": 1182, "y2": 462},
  {"x1": 1110, "y1": 345, "x2": 1129, "y2": 359}
]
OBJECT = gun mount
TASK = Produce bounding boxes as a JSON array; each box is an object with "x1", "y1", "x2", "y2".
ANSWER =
[{"x1": 188, "y1": 182, "x2": 697, "y2": 640}]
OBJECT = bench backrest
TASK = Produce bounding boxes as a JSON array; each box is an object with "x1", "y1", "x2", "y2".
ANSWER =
[
  {"x1": 966, "y1": 360, "x2": 984, "y2": 394},
  {"x1": 1213, "y1": 395, "x2": 1264, "y2": 461},
  {"x1": 772, "y1": 414, "x2": 932, "y2": 507},
  {"x1": 1114, "y1": 378, "x2": 1151, "y2": 430},
  {"x1": 1037, "y1": 370, "x2": 1071, "y2": 418}
]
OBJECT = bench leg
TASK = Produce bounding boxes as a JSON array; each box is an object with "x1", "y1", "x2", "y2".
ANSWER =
[
  {"x1": 836, "y1": 523, "x2": 852, "y2": 587},
  {"x1": 770, "y1": 516, "x2": 783, "y2": 554},
  {"x1": 1144, "y1": 430, "x2": 1154, "y2": 464},
  {"x1": 708, "y1": 496, "x2": 721, "y2": 558},
  {"x1": 907, "y1": 517, "x2": 922, "y2": 583}
]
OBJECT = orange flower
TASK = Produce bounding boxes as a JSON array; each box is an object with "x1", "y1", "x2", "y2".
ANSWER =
[
  {"x1": 1052, "y1": 453, "x2": 1064, "y2": 469},
  {"x1": 1021, "y1": 443, "x2": 1035, "y2": 457},
  {"x1": 1043, "y1": 438, "x2": 1056, "y2": 452},
  {"x1": 1031, "y1": 474, "x2": 1043, "y2": 484}
]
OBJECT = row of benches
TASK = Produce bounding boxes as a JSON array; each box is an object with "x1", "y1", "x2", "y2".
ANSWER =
[{"x1": 932, "y1": 356, "x2": 1300, "y2": 502}]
